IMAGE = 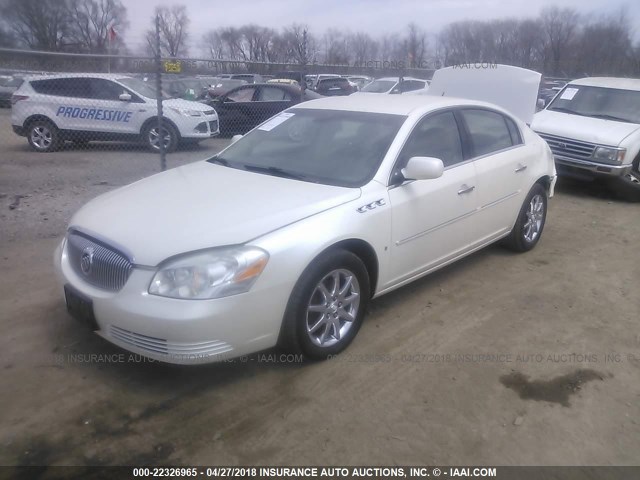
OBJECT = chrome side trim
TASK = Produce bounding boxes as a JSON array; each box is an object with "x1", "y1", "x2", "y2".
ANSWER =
[{"x1": 396, "y1": 208, "x2": 477, "y2": 246}]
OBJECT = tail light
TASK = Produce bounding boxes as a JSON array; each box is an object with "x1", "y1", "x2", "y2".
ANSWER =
[{"x1": 11, "y1": 94, "x2": 29, "y2": 105}]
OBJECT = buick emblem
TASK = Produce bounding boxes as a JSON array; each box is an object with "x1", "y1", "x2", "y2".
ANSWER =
[{"x1": 80, "y1": 247, "x2": 95, "y2": 275}]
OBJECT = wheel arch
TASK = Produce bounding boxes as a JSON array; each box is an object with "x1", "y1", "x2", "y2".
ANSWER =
[
  {"x1": 140, "y1": 116, "x2": 182, "y2": 140},
  {"x1": 316, "y1": 238, "x2": 379, "y2": 298},
  {"x1": 535, "y1": 175, "x2": 554, "y2": 195},
  {"x1": 23, "y1": 114, "x2": 59, "y2": 130}
]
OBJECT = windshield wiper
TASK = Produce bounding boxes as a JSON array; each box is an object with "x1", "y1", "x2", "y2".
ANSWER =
[
  {"x1": 585, "y1": 113, "x2": 632, "y2": 123},
  {"x1": 242, "y1": 164, "x2": 309, "y2": 181},
  {"x1": 548, "y1": 106, "x2": 586, "y2": 116},
  {"x1": 208, "y1": 156, "x2": 229, "y2": 166}
]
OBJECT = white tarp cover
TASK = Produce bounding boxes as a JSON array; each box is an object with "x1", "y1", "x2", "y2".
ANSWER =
[{"x1": 427, "y1": 64, "x2": 542, "y2": 124}]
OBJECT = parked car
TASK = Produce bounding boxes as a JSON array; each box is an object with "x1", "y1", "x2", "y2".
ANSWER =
[
  {"x1": 347, "y1": 76, "x2": 373, "y2": 90},
  {"x1": 54, "y1": 65, "x2": 555, "y2": 364},
  {"x1": 267, "y1": 78, "x2": 301, "y2": 87},
  {"x1": 11, "y1": 74, "x2": 219, "y2": 152},
  {"x1": 207, "y1": 79, "x2": 248, "y2": 99},
  {"x1": 532, "y1": 77, "x2": 640, "y2": 201},
  {"x1": 0, "y1": 75, "x2": 24, "y2": 107},
  {"x1": 274, "y1": 71, "x2": 306, "y2": 86},
  {"x1": 230, "y1": 74, "x2": 264, "y2": 84},
  {"x1": 315, "y1": 77, "x2": 356, "y2": 96},
  {"x1": 357, "y1": 77, "x2": 428, "y2": 95},
  {"x1": 210, "y1": 83, "x2": 321, "y2": 135}
]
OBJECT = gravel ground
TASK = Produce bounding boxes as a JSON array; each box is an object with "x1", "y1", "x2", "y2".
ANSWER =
[{"x1": 0, "y1": 108, "x2": 639, "y2": 467}]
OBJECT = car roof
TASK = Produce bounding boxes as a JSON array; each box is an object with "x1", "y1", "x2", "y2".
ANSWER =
[
  {"x1": 569, "y1": 77, "x2": 640, "y2": 91},
  {"x1": 293, "y1": 94, "x2": 501, "y2": 116}
]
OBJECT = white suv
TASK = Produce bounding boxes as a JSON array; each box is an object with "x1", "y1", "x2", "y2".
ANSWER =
[{"x1": 11, "y1": 73, "x2": 219, "y2": 153}]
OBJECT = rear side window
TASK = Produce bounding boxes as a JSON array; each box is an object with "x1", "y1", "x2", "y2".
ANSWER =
[
  {"x1": 460, "y1": 109, "x2": 514, "y2": 157},
  {"x1": 87, "y1": 78, "x2": 128, "y2": 100},
  {"x1": 30, "y1": 78, "x2": 91, "y2": 98}
]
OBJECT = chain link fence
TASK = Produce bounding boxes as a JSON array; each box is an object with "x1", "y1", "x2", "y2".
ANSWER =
[{"x1": 0, "y1": 45, "x2": 437, "y2": 167}]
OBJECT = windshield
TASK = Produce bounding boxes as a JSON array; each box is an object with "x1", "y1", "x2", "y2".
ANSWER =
[
  {"x1": 547, "y1": 85, "x2": 640, "y2": 124},
  {"x1": 117, "y1": 77, "x2": 168, "y2": 100},
  {"x1": 208, "y1": 108, "x2": 406, "y2": 187},
  {"x1": 362, "y1": 80, "x2": 396, "y2": 93}
]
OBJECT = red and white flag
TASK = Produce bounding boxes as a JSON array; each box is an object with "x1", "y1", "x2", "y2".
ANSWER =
[{"x1": 108, "y1": 26, "x2": 117, "y2": 42}]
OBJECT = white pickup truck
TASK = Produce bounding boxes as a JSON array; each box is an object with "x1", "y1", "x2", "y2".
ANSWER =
[{"x1": 531, "y1": 77, "x2": 640, "y2": 201}]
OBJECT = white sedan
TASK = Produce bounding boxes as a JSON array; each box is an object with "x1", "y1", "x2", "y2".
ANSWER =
[{"x1": 55, "y1": 67, "x2": 556, "y2": 364}]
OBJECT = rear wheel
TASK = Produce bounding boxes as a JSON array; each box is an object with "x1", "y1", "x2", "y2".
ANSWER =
[
  {"x1": 503, "y1": 183, "x2": 548, "y2": 252},
  {"x1": 280, "y1": 250, "x2": 370, "y2": 360},
  {"x1": 142, "y1": 121, "x2": 178, "y2": 153},
  {"x1": 27, "y1": 119, "x2": 60, "y2": 153}
]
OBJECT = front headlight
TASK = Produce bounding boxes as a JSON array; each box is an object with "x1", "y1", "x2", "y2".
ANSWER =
[
  {"x1": 149, "y1": 246, "x2": 269, "y2": 299},
  {"x1": 168, "y1": 107, "x2": 204, "y2": 117},
  {"x1": 592, "y1": 146, "x2": 625, "y2": 164}
]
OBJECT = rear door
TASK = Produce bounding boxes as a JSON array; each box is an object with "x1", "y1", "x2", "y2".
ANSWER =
[
  {"x1": 458, "y1": 108, "x2": 528, "y2": 241},
  {"x1": 255, "y1": 85, "x2": 294, "y2": 124}
]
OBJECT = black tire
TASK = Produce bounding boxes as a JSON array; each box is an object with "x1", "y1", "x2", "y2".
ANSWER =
[
  {"x1": 26, "y1": 119, "x2": 61, "y2": 153},
  {"x1": 502, "y1": 183, "x2": 548, "y2": 253},
  {"x1": 142, "y1": 120, "x2": 179, "y2": 153},
  {"x1": 609, "y1": 157, "x2": 640, "y2": 202},
  {"x1": 279, "y1": 249, "x2": 370, "y2": 360}
]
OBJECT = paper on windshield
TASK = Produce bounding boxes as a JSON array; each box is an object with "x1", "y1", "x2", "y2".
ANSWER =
[
  {"x1": 258, "y1": 113, "x2": 295, "y2": 131},
  {"x1": 560, "y1": 88, "x2": 579, "y2": 100}
]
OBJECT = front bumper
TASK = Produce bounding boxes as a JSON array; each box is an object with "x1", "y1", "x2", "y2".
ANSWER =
[
  {"x1": 554, "y1": 154, "x2": 632, "y2": 178},
  {"x1": 55, "y1": 239, "x2": 285, "y2": 364},
  {"x1": 180, "y1": 114, "x2": 219, "y2": 139}
]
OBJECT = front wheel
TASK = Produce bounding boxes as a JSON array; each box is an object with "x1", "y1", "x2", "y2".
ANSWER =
[
  {"x1": 280, "y1": 250, "x2": 370, "y2": 360},
  {"x1": 502, "y1": 183, "x2": 548, "y2": 252},
  {"x1": 142, "y1": 121, "x2": 178, "y2": 153}
]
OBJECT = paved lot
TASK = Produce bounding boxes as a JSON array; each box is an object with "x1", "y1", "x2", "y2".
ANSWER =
[{"x1": 0, "y1": 108, "x2": 639, "y2": 467}]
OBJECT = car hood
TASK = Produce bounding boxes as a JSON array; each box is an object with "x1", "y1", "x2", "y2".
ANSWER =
[
  {"x1": 427, "y1": 65, "x2": 541, "y2": 124},
  {"x1": 69, "y1": 161, "x2": 361, "y2": 266},
  {"x1": 163, "y1": 97, "x2": 213, "y2": 112},
  {"x1": 531, "y1": 109, "x2": 640, "y2": 146}
]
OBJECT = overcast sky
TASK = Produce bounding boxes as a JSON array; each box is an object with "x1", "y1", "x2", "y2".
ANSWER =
[{"x1": 124, "y1": 0, "x2": 639, "y2": 55}]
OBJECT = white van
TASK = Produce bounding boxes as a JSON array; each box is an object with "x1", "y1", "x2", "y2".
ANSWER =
[{"x1": 11, "y1": 73, "x2": 219, "y2": 153}]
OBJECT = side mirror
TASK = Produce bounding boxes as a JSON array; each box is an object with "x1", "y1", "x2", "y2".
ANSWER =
[
  {"x1": 401, "y1": 156, "x2": 444, "y2": 181},
  {"x1": 119, "y1": 93, "x2": 132, "y2": 102},
  {"x1": 390, "y1": 88, "x2": 401, "y2": 95},
  {"x1": 537, "y1": 98, "x2": 546, "y2": 109},
  {"x1": 231, "y1": 134, "x2": 243, "y2": 144}
]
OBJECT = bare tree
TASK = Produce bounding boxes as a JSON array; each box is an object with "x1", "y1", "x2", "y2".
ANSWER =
[
  {"x1": 539, "y1": 6, "x2": 580, "y2": 75},
  {"x1": 0, "y1": 0, "x2": 71, "y2": 50},
  {"x1": 349, "y1": 31, "x2": 378, "y2": 67},
  {"x1": 322, "y1": 29, "x2": 349, "y2": 65},
  {"x1": 283, "y1": 24, "x2": 316, "y2": 66},
  {"x1": 147, "y1": 5, "x2": 189, "y2": 58},
  {"x1": 67, "y1": 0, "x2": 128, "y2": 53},
  {"x1": 404, "y1": 23, "x2": 427, "y2": 67}
]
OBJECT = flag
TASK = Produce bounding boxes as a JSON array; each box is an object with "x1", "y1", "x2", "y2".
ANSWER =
[{"x1": 108, "y1": 26, "x2": 117, "y2": 42}]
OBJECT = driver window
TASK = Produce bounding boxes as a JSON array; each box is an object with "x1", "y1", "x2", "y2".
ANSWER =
[{"x1": 397, "y1": 111, "x2": 463, "y2": 173}]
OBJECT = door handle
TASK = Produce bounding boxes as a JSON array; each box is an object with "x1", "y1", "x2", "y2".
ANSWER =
[
  {"x1": 515, "y1": 164, "x2": 528, "y2": 173},
  {"x1": 457, "y1": 184, "x2": 475, "y2": 195}
]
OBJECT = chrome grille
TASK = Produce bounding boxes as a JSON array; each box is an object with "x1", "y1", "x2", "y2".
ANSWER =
[
  {"x1": 537, "y1": 133, "x2": 596, "y2": 161},
  {"x1": 66, "y1": 231, "x2": 132, "y2": 292}
]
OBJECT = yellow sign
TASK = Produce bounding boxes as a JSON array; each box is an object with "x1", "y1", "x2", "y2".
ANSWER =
[{"x1": 164, "y1": 61, "x2": 182, "y2": 73}]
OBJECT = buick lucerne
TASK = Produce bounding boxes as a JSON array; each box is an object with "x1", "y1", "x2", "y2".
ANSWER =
[{"x1": 55, "y1": 66, "x2": 556, "y2": 364}]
